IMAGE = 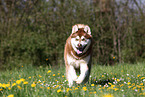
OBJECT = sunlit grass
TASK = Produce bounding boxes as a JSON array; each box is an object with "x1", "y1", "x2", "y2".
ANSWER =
[{"x1": 0, "y1": 63, "x2": 145, "y2": 97}]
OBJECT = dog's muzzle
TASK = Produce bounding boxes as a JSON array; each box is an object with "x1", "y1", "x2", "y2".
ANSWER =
[{"x1": 76, "y1": 44, "x2": 87, "y2": 55}]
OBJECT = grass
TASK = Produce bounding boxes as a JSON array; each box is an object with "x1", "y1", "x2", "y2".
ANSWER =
[{"x1": 0, "y1": 63, "x2": 145, "y2": 97}]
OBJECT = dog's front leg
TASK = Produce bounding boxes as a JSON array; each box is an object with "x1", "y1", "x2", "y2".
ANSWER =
[
  {"x1": 76, "y1": 63, "x2": 89, "y2": 84},
  {"x1": 67, "y1": 65, "x2": 78, "y2": 87}
]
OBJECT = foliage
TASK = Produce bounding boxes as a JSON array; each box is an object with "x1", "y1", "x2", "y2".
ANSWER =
[
  {"x1": 0, "y1": 0, "x2": 145, "y2": 69},
  {"x1": 0, "y1": 63, "x2": 145, "y2": 96}
]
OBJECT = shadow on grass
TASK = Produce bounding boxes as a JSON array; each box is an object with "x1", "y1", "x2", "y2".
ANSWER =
[{"x1": 90, "y1": 78, "x2": 114, "y2": 86}]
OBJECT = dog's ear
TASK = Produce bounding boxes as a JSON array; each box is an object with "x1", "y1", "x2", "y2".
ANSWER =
[
  {"x1": 72, "y1": 25, "x2": 78, "y2": 34},
  {"x1": 84, "y1": 25, "x2": 91, "y2": 35}
]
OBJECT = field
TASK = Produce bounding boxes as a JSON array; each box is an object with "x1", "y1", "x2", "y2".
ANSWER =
[{"x1": 0, "y1": 63, "x2": 145, "y2": 97}]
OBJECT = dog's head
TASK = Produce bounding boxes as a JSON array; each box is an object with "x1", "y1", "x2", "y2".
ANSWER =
[{"x1": 71, "y1": 24, "x2": 92, "y2": 55}]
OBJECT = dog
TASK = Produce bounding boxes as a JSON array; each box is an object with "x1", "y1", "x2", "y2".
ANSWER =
[{"x1": 64, "y1": 24, "x2": 93, "y2": 87}]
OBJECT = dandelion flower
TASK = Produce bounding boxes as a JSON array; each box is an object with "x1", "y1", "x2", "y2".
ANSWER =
[
  {"x1": 57, "y1": 89, "x2": 61, "y2": 93},
  {"x1": 82, "y1": 87, "x2": 87, "y2": 91},
  {"x1": 47, "y1": 70, "x2": 51, "y2": 73},
  {"x1": 8, "y1": 94, "x2": 14, "y2": 97},
  {"x1": 16, "y1": 80, "x2": 21, "y2": 84},
  {"x1": 31, "y1": 83, "x2": 36, "y2": 87},
  {"x1": 103, "y1": 94, "x2": 114, "y2": 97},
  {"x1": 17, "y1": 86, "x2": 22, "y2": 89},
  {"x1": 91, "y1": 84, "x2": 95, "y2": 86},
  {"x1": 23, "y1": 81, "x2": 28, "y2": 85}
]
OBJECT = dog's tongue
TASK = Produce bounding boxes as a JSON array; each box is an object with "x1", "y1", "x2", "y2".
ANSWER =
[{"x1": 77, "y1": 50, "x2": 82, "y2": 54}]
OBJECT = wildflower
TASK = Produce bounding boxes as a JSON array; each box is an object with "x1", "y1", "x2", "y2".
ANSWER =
[
  {"x1": 53, "y1": 74, "x2": 55, "y2": 76},
  {"x1": 12, "y1": 83, "x2": 16, "y2": 87},
  {"x1": 141, "y1": 77, "x2": 145, "y2": 79},
  {"x1": 114, "y1": 88, "x2": 119, "y2": 91},
  {"x1": 140, "y1": 83, "x2": 143, "y2": 85},
  {"x1": 47, "y1": 87, "x2": 50, "y2": 89},
  {"x1": 20, "y1": 78, "x2": 25, "y2": 82},
  {"x1": 102, "y1": 75, "x2": 104, "y2": 77},
  {"x1": 8, "y1": 87, "x2": 11, "y2": 90},
  {"x1": 47, "y1": 70, "x2": 51, "y2": 73},
  {"x1": 57, "y1": 89, "x2": 61, "y2": 93},
  {"x1": 8, "y1": 94, "x2": 14, "y2": 97},
  {"x1": 113, "y1": 57, "x2": 115, "y2": 59},
  {"x1": 137, "y1": 74, "x2": 141, "y2": 77},
  {"x1": 46, "y1": 58, "x2": 48, "y2": 61},
  {"x1": 0, "y1": 89, "x2": 3, "y2": 91},
  {"x1": 16, "y1": 80, "x2": 21, "y2": 84},
  {"x1": 127, "y1": 82, "x2": 131, "y2": 85},
  {"x1": 103, "y1": 94, "x2": 114, "y2": 97},
  {"x1": 39, "y1": 75, "x2": 42, "y2": 77},
  {"x1": 91, "y1": 84, "x2": 95, "y2": 86},
  {"x1": 62, "y1": 75, "x2": 65, "y2": 77},
  {"x1": 116, "y1": 79, "x2": 120, "y2": 82},
  {"x1": 82, "y1": 87, "x2": 87, "y2": 91},
  {"x1": 17, "y1": 86, "x2": 22, "y2": 89},
  {"x1": 31, "y1": 83, "x2": 36, "y2": 87},
  {"x1": 23, "y1": 81, "x2": 28, "y2": 85}
]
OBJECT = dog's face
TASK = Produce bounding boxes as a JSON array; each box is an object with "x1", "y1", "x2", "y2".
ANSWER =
[{"x1": 70, "y1": 25, "x2": 92, "y2": 55}]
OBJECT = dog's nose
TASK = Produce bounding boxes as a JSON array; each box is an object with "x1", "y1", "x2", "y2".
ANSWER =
[{"x1": 78, "y1": 43, "x2": 82, "y2": 47}]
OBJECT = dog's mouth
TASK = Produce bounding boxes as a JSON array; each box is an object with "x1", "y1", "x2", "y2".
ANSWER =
[{"x1": 76, "y1": 45, "x2": 87, "y2": 55}]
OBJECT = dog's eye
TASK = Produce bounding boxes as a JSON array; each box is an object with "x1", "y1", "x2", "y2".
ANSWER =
[{"x1": 76, "y1": 38, "x2": 79, "y2": 41}]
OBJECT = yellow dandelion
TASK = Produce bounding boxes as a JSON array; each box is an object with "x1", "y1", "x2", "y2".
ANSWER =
[
  {"x1": 47, "y1": 70, "x2": 51, "y2": 73},
  {"x1": 23, "y1": 81, "x2": 28, "y2": 85},
  {"x1": 8, "y1": 94, "x2": 14, "y2": 97},
  {"x1": 20, "y1": 78, "x2": 25, "y2": 82},
  {"x1": 114, "y1": 88, "x2": 119, "y2": 91},
  {"x1": 17, "y1": 86, "x2": 22, "y2": 89},
  {"x1": 31, "y1": 83, "x2": 36, "y2": 87},
  {"x1": 53, "y1": 74, "x2": 55, "y2": 76},
  {"x1": 57, "y1": 89, "x2": 61, "y2": 93},
  {"x1": 132, "y1": 87, "x2": 136, "y2": 90},
  {"x1": 128, "y1": 86, "x2": 132, "y2": 88},
  {"x1": 140, "y1": 83, "x2": 143, "y2": 85},
  {"x1": 113, "y1": 57, "x2": 115, "y2": 59},
  {"x1": 16, "y1": 80, "x2": 21, "y2": 84},
  {"x1": 120, "y1": 84, "x2": 124, "y2": 87},
  {"x1": 137, "y1": 74, "x2": 141, "y2": 77},
  {"x1": 116, "y1": 79, "x2": 120, "y2": 82},
  {"x1": 103, "y1": 94, "x2": 114, "y2": 97},
  {"x1": 8, "y1": 87, "x2": 11, "y2": 90},
  {"x1": 91, "y1": 84, "x2": 95, "y2": 86},
  {"x1": 12, "y1": 83, "x2": 16, "y2": 87},
  {"x1": 102, "y1": 75, "x2": 104, "y2": 77},
  {"x1": 141, "y1": 77, "x2": 145, "y2": 79},
  {"x1": 132, "y1": 83, "x2": 135, "y2": 86},
  {"x1": 62, "y1": 75, "x2": 65, "y2": 77},
  {"x1": 0, "y1": 89, "x2": 3, "y2": 91},
  {"x1": 28, "y1": 76, "x2": 31, "y2": 79},
  {"x1": 47, "y1": 87, "x2": 50, "y2": 89},
  {"x1": 39, "y1": 75, "x2": 42, "y2": 77},
  {"x1": 83, "y1": 87, "x2": 87, "y2": 91},
  {"x1": 127, "y1": 82, "x2": 131, "y2": 85}
]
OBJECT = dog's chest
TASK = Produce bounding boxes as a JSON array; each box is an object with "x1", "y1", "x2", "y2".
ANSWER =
[{"x1": 67, "y1": 54, "x2": 90, "y2": 68}]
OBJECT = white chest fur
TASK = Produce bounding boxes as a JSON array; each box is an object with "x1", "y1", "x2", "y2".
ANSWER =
[{"x1": 67, "y1": 54, "x2": 90, "y2": 68}]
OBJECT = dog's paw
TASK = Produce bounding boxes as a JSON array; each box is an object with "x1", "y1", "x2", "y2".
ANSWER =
[{"x1": 75, "y1": 79, "x2": 83, "y2": 84}]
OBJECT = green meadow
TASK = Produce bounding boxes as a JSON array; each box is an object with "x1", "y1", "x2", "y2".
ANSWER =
[{"x1": 0, "y1": 63, "x2": 145, "y2": 97}]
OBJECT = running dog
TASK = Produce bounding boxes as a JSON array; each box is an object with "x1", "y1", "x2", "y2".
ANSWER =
[{"x1": 64, "y1": 24, "x2": 93, "y2": 87}]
